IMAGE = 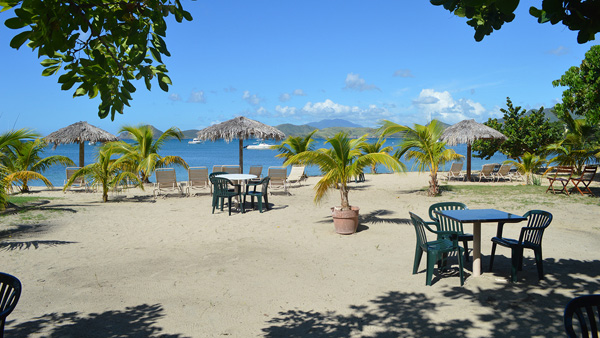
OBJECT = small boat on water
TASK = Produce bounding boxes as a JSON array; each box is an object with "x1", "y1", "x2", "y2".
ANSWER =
[
  {"x1": 188, "y1": 138, "x2": 202, "y2": 144},
  {"x1": 245, "y1": 142, "x2": 275, "y2": 150}
]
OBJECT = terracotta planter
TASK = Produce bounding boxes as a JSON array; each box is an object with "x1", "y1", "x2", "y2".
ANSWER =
[{"x1": 331, "y1": 206, "x2": 360, "y2": 235}]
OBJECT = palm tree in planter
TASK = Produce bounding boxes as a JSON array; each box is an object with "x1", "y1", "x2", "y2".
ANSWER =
[
  {"x1": 285, "y1": 132, "x2": 405, "y2": 235},
  {"x1": 64, "y1": 142, "x2": 143, "y2": 202}
]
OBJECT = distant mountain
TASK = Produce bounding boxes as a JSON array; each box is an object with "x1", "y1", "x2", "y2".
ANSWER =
[
  {"x1": 307, "y1": 119, "x2": 363, "y2": 129},
  {"x1": 182, "y1": 129, "x2": 200, "y2": 139},
  {"x1": 275, "y1": 124, "x2": 318, "y2": 137},
  {"x1": 314, "y1": 127, "x2": 378, "y2": 139},
  {"x1": 118, "y1": 125, "x2": 165, "y2": 140}
]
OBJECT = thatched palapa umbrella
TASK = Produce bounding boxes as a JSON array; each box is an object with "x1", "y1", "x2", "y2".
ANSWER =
[
  {"x1": 45, "y1": 121, "x2": 118, "y2": 167},
  {"x1": 196, "y1": 116, "x2": 285, "y2": 172},
  {"x1": 440, "y1": 119, "x2": 507, "y2": 181}
]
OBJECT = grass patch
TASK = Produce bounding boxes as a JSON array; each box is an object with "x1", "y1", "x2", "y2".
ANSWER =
[{"x1": 8, "y1": 195, "x2": 56, "y2": 207}]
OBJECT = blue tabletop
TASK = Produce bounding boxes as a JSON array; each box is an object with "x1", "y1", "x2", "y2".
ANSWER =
[{"x1": 435, "y1": 209, "x2": 527, "y2": 223}]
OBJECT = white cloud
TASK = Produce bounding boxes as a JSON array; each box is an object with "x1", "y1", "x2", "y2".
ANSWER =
[
  {"x1": 243, "y1": 90, "x2": 262, "y2": 106},
  {"x1": 224, "y1": 86, "x2": 237, "y2": 93},
  {"x1": 279, "y1": 93, "x2": 291, "y2": 102},
  {"x1": 393, "y1": 69, "x2": 414, "y2": 78},
  {"x1": 413, "y1": 89, "x2": 487, "y2": 123},
  {"x1": 343, "y1": 73, "x2": 380, "y2": 91},
  {"x1": 188, "y1": 90, "x2": 206, "y2": 103},
  {"x1": 168, "y1": 93, "x2": 182, "y2": 101},
  {"x1": 292, "y1": 89, "x2": 307, "y2": 96},
  {"x1": 275, "y1": 99, "x2": 392, "y2": 126},
  {"x1": 547, "y1": 46, "x2": 569, "y2": 56}
]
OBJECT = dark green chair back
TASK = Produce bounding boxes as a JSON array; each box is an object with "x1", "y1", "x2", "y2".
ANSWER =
[
  {"x1": 428, "y1": 202, "x2": 468, "y2": 234},
  {"x1": 564, "y1": 294, "x2": 600, "y2": 338},
  {"x1": 244, "y1": 176, "x2": 271, "y2": 213},
  {"x1": 0, "y1": 272, "x2": 21, "y2": 337},
  {"x1": 211, "y1": 177, "x2": 242, "y2": 215},
  {"x1": 520, "y1": 210, "x2": 553, "y2": 247}
]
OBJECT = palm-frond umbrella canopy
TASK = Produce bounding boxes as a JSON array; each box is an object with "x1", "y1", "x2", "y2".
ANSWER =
[
  {"x1": 440, "y1": 119, "x2": 507, "y2": 181},
  {"x1": 45, "y1": 121, "x2": 118, "y2": 167},
  {"x1": 196, "y1": 116, "x2": 285, "y2": 172}
]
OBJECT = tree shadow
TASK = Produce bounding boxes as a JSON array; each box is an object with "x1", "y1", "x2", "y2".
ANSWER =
[
  {"x1": 262, "y1": 258, "x2": 600, "y2": 337},
  {"x1": 6, "y1": 303, "x2": 190, "y2": 338},
  {"x1": 360, "y1": 210, "x2": 410, "y2": 226},
  {"x1": 0, "y1": 240, "x2": 76, "y2": 251}
]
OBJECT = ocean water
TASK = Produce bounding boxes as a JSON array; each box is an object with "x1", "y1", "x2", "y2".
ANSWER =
[{"x1": 31, "y1": 138, "x2": 510, "y2": 186}]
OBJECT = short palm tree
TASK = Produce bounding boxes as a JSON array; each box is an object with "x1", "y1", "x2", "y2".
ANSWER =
[
  {"x1": 64, "y1": 142, "x2": 142, "y2": 202},
  {"x1": 0, "y1": 129, "x2": 38, "y2": 210},
  {"x1": 2, "y1": 138, "x2": 74, "y2": 193},
  {"x1": 359, "y1": 138, "x2": 394, "y2": 174},
  {"x1": 505, "y1": 152, "x2": 546, "y2": 185},
  {"x1": 545, "y1": 112, "x2": 599, "y2": 173},
  {"x1": 273, "y1": 130, "x2": 318, "y2": 165},
  {"x1": 285, "y1": 132, "x2": 404, "y2": 210},
  {"x1": 118, "y1": 125, "x2": 188, "y2": 183},
  {"x1": 379, "y1": 120, "x2": 462, "y2": 196}
]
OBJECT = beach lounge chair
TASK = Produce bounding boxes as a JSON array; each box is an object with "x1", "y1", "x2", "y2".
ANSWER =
[
  {"x1": 478, "y1": 164, "x2": 495, "y2": 182},
  {"x1": 494, "y1": 163, "x2": 513, "y2": 182},
  {"x1": 0, "y1": 272, "x2": 21, "y2": 337},
  {"x1": 186, "y1": 167, "x2": 210, "y2": 196},
  {"x1": 429, "y1": 202, "x2": 473, "y2": 262},
  {"x1": 489, "y1": 210, "x2": 552, "y2": 283},
  {"x1": 410, "y1": 212, "x2": 464, "y2": 286},
  {"x1": 564, "y1": 294, "x2": 600, "y2": 338},
  {"x1": 222, "y1": 165, "x2": 241, "y2": 174},
  {"x1": 153, "y1": 168, "x2": 183, "y2": 198},
  {"x1": 64, "y1": 167, "x2": 88, "y2": 193},
  {"x1": 243, "y1": 176, "x2": 270, "y2": 213},
  {"x1": 509, "y1": 168, "x2": 525, "y2": 182},
  {"x1": 443, "y1": 162, "x2": 464, "y2": 181},
  {"x1": 212, "y1": 165, "x2": 223, "y2": 173},
  {"x1": 268, "y1": 167, "x2": 288, "y2": 195},
  {"x1": 570, "y1": 165, "x2": 597, "y2": 196},
  {"x1": 248, "y1": 165, "x2": 263, "y2": 182},
  {"x1": 546, "y1": 166, "x2": 574, "y2": 195},
  {"x1": 286, "y1": 166, "x2": 306, "y2": 187}
]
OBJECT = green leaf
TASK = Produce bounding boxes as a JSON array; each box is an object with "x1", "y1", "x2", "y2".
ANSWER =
[
  {"x1": 89, "y1": 85, "x2": 99, "y2": 99},
  {"x1": 123, "y1": 81, "x2": 136, "y2": 93},
  {"x1": 41, "y1": 65, "x2": 60, "y2": 76},
  {"x1": 74, "y1": 87, "x2": 87, "y2": 97},
  {"x1": 182, "y1": 10, "x2": 193, "y2": 21},
  {"x1": 4, "y1": 17, "x2": 25, "y2": 29},
  {"x1": 496, "y1": 0, "x2": 519, "y2": 15},
  {"x1": 40, "y1": 59, "x2": 60, "y2": 67},
  {"x1": 9, "y1": 30, "x2": 31, "y2": 49}
]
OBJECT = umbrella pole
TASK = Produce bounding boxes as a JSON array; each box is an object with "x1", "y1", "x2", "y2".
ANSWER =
[
  {"x1": 466, "y1": 143, "x2": 472, "y2": 182},
  {"x1": 79, "y1": 142, "x2": 85, "y2": 168},
  {"x1": 239, "y1": 139, "x2": 244, "y2": 173}
]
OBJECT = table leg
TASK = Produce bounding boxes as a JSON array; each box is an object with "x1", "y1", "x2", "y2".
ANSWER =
[{"x1": 473, "y1": 221, "x2": 482, "y2": 277}]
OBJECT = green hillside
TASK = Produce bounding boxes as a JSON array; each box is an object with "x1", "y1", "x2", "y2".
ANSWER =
[
  {"x1": 275, "y1": 124, "x2": 318, "y2": 137},
  {"x1": 182, "y1": 129, "x2": 200, "y2": 139}
]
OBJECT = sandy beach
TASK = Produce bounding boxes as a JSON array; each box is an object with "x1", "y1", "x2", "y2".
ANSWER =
[{"x1": 2, "y1": 172, "x2": 599, "y2": 337}]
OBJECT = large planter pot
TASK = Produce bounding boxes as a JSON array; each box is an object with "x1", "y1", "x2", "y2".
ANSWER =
[{"x1": 331, "y1": 206, "x2": 360, "y2": 235}]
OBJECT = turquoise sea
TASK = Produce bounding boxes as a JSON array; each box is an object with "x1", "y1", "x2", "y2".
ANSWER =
[{"x1": 32, "y1": 138, "x2": 510, "y2": 186}]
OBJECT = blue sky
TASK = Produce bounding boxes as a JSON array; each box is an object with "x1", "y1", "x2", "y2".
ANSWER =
[{"x1": 0, "y1": 1, "x2": 595, "y2": 135}]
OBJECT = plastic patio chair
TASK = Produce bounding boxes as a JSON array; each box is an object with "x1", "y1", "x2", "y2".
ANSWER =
[
  {"x1": 243, "y1": 176, "x2": 270, "y2": 213},
  {"x1": 564, "y1": 294, "x2": 600, "y2": 338},
  {"x1": 410, "y1": 212, "x2": 464, "y2": 286},
  {"x1": 210, "y1": 177, "x2": 243, "y2": 216},
  {"x1": 489, "y1": 210, "x2": 553, "y2": 282},
  {"x1": 428, "y1": 202, "x2": 473, "y2": 262},
  {"x1": 570, "y1": 165, "x2": 597, "y2": 196},
  {"x1": 0, "y1": 272, "x2": 21, "y2": 338}
]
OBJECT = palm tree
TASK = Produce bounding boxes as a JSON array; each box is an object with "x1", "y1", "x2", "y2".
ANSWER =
[
  {"x1": 359, "y1": 138, "x2": 394, "y2": 174},
  {"x1": 64, "y1": 142, "x2": 142, "y2": 202},
  {"x1": 545, "y1": 112, "x2": 599, "y2": 173},
  {"x1": 284, "y1": 132, "x2": 404, "y2": 210},
  {"x1": 0, "y1": 129, "x2": 38, "y2": 210},
  {"x1": 2, "y1": 138, "x2": 74, "y2": 193},
  {"x1": 379, "y1": 120, "x2": 462, "y2": 196},
  {"x1": 505, "y1": 152, "x2": 546, "y2": 185},
  {"x1": 273, "y1": 130, "x2": 317, "y2": 165},
  {"x1": 117, "y1": 125, "x2": 188, "y2": 183}
]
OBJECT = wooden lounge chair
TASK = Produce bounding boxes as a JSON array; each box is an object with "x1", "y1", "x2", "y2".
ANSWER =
[
  {"x1": 153, "y1": 168, "x2": 183, "y2": 198},
  {"x1": 268, "y1": 166, "x2": 288, "y2": 195},
  {"x1": 546, "y1": 166, "x2": 574, "y2": 195},
  {"x1": 186, "y1": 167, "x2": 210, "y2": 196},
  {"x1": 478, "y1": 164, "x2": 495, "y2": 182},
  {"x1": 570, "y1": 165, "x2": 597, "y2": 196},
  {"x1": 494, "y1": 163, "x2": 513, "y2": 182},
  {"x1": 64, "y1": 167, "x2": 88, "y2": 193},
  {"x1": 286, "y1": 166, "x2": 306, "y2": 187},
  {"x1": 443, "y1": 162, "x2": 464, "y2": 181}
]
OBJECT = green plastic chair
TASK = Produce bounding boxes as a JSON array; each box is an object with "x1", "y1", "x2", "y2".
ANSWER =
[
  {"x1": 428, "y1": 202, "x2": 473, "y2": 262},
  {"x1": 489, "y1": 210, "x2": 553, "y2": 282},
  {"x1": 410, "y1": 212, "x2": 464, "y2": 286},
  {"x1": 0, "y1": 272, "x2": 21, "y2": 338},
  {"x1": 243, "y1": 176, "x2": 270, "y2": 213},
  {"x1": 210, "y1": 177, "x2": 243, "y2": 216},
  {"x1": 564, "y1": 294, "x2": 600, "y2": 338}
]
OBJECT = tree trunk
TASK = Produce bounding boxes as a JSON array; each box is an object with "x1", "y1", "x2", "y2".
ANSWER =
[
  {"x1": 340, "y1": 184, "x2": 350, "y2": 210},
  {"x1": 429, "y1": 172, "x2": 439, "y2": 196},
  {"x1": 102, "y1": 186, "x2": 108, "y2": 202}
]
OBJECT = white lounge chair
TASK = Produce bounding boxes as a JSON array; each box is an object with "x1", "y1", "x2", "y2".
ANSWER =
[
  {"x1": 494, "y1": 163, "x2": 513, "y2": 182},
  {"x1": 222, "y1": 165, "x2": 241, "y2": 174},
  {"x1": 286, "y1": 166, "x2": 306, "y2": 187},
  {"x1": 444, "y1": 162, "x2": 464, "y2": 181},
  {"x1": 153, "y1": 168, "x2": 183, "y2": 198},
  {"x1": 186, "y1": 167, "x2": 210, "y2": 196},
  {"x1": 478, "y1": 164, "x2": 496, "y2": 182},
  {"x1": 268, "y1": 167, "x2": 288, "y2": 195},
  {"x1": 64, "y1": 167, "x2": 88, "y2": 193}
]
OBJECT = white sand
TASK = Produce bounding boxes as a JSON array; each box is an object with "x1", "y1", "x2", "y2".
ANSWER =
[{"x1": 2, "y1": 172, "x2": 599, "y2": 337}]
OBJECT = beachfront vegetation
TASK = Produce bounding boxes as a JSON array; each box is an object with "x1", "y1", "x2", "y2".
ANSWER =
[
  {"x1": 64, "y1": 142, "x2": 142, "y2": 202},
  {"x1": 431, "y1": 1, "x2": 600, "y2": 43},
  {"x1": 553, "y1": 45, "x2": 600, "y2": 124},
  {"x1": 1, "y1": 1, "x2": 192, "y2": 120},
  {"x1": 116, "y1": 125, "x2": 188, "y2": 183},
  {"x1": 505, "y1": 152, "x2": 547, "y2": 185},
  {"x1": 273, "y1": 130, "x2": 317, "y2": 165},
  {"x1": 0, "y1": 129, "x2": 38, "y2": 210},
  {"x1": 359, "y1": 139, "x2": 394, "y2": 174},
  {"x1": 1, "y1": 138, "x2": 74, "y2": 193},
  {"x1": 379, "y1": 120, "x2": 462, "y2": 197},
  {"x1": 473, "y1": 97, "x2": 562, "y2": 161},
  {"x1": 285, "y1": 132, "x2": 405, "y2": 210}
]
